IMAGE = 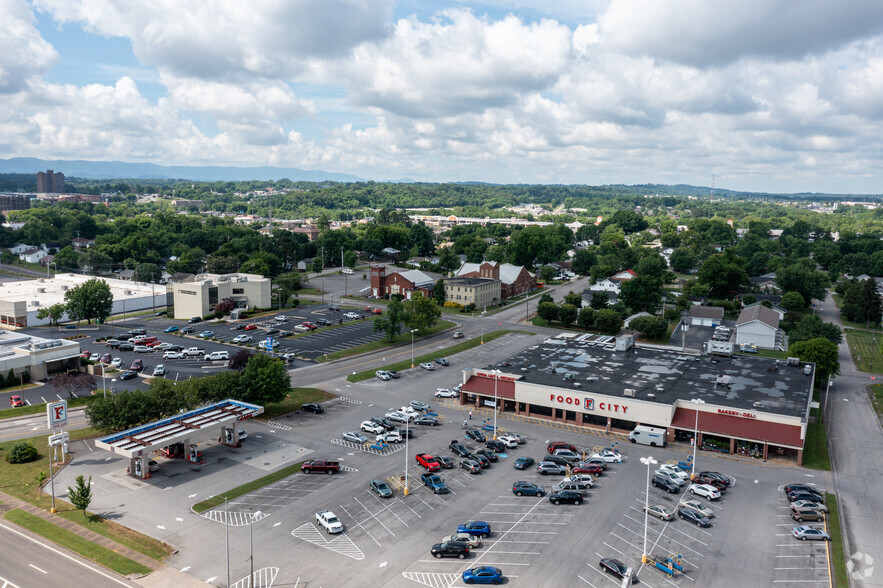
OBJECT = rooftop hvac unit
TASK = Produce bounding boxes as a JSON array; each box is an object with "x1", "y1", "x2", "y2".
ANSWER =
[
  {"x1": 218, "y1": 276, "x2": 229, "y2": 281},
  {"x1": 37, "y1": 287, "x2": 45, "y2": 293},
  {"x1": 623, "y1": 388, "x2": 636, "y2": 398},
  {"x1": 125, "y1": 290, "x2": 132, "y2": 295},
  {"x1": 38, "y1": 278, "x2": 44, "y2": 283},
  {"x1": 786, "y1": 357, "x2": 800, "y2": 366},
  {"x1": 238, "y1": 277, "x2": 248, "y2": 282},
  {"x1": 61, "y1": 285, "x2": 68, "y2": 290},
  {"x1": 31, "y1": 300, "x2": 40, "y2": 306}
]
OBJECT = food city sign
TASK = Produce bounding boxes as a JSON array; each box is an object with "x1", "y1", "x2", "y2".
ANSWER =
[
  {"x1": 718, "y1": 408, "x2": 756, "y2": 419},
  {"x1": 549, "y1": 393, "x2": 629, "y2": 414},
  {"x1": 476, "y1": 371, "x2": 519, "y2": 382}
]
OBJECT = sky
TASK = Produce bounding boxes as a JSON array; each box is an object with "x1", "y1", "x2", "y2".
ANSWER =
[{"x1": 3, "y1": 1, "x2": 883, "y2": 193}]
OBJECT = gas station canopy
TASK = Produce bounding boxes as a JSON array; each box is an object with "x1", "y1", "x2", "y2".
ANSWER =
[{"x1": 94, "y1": 399, "x2": 264, "y2": 458}]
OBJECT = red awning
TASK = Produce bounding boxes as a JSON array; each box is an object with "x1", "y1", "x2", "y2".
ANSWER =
[
  {"x1": 671, "y1": 408, "x2": 803, "y2": 448},
  {"x1": 461, "y1": 375, "x2": 515, "y2": 400}
]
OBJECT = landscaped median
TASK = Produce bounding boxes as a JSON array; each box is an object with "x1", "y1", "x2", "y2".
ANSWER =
[
  {"x1": 346, "y1": 329, "x2": 532, "y2": 383},
  {"x1": 4, "y1": 509, "x2": 153, "y2": 576},
  {"x1": 825, "y1": 493, "x2": 848, "y2": 587},
  {"x1": 257, "y1": 387, "x2": 336, "y2": 421},
  {"x1": 192, "y1": 461, "x2": 305, "y2": 513},
  {"x1": 319, "y1": 319, "x2": 456, "y2": 363}
]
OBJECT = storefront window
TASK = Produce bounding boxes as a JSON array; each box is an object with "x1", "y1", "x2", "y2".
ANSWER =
[
  {"x1": 582, "y1": 413, "x2": 607, "y2": 427},
  {"x1": 610, "y1": 417, "x2": 636, "y2": 431},
  {"x1": 530, "y1": 404, "x2": 553, "y2": 417}
]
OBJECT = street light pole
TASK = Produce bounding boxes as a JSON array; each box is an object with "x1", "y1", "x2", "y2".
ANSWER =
[
  {"x1": 403, "y1": 417, "x2": 410, "y2": 496},
  {"x1": 492, "y1": 369, "x2": 500, "y2": 440},
  {"x1": 639, "y1": 456, "x2": 657, "y2": 564},
  {"x1": 410, "y1": 329, "x2": 417, "y2": 368},
  {"x1": 690, "y1": 398, "x2": 706, "y2": 480},
  {"x1": 225, "y1": 497, "x2": 230, "y2": 588}
]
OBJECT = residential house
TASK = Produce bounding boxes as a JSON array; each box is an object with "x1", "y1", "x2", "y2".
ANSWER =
[
  {"x1": 742, "y1": 301, "x2": 786, "y2": 321},
  {"x1": 71, "y1": 237, "x2": 95, "y2": 249},
  {"x1": 444, "y1": 277, "x2": 500, "y2": 309},
  {"x1": 8, "y1": 243, "x2": 34, "y2": 255},
  {"x1": 688, "y1": 305, "x2": 725, "y2": 327},
  {"x1": 735, "y1": 305, "x2": 785, "y2": 350},
  {"x1": 610, "y1": 269, "x2": 637, "y2": 284},
  {"x1": 750, "y1": 272, "x2": 779, "y2": 293},
  {"x1": 588, "y1": 278, "x2": 620, "y2": 293},
  {"x1": 19, "y1": 247, "x2": 48, "y2": 264},
  {"x1": 582, "y1": 289, "x2": 618, "y2": 307}
]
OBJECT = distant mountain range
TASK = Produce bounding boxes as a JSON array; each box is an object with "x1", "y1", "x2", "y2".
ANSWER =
[{"x1": 0, "y1": 157, "x2": 364, "y2": 183}]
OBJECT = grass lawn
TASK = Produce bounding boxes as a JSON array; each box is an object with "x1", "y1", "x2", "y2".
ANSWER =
[
  {"x1": 754, "y1": 348, "x2": 791, "y2": 360},
  {"x1": 0, "y1": 395, "x2": 96, "y2": 420},
  {"x1": 802, "y1": 397, "x2": 831, "y2": 471},
  {"x1": 346, "y1": 329, "x2": 531, "y2": 383},
  {"x1": 192, "y1": 461, "x2": 305, "y2": 513},
  {"x1": 825, "y1": 493, "x2": 849, "y2": 587},
  {"x1": 319, "y1": 319, "x2": 455, "y2": 363},
  {"x1": 4, "y1": 509, "x2": 153, "y2": 576},
  {"x1": 0, "y1": 429, "x2": 173, "y2": 561},
  {"x1": 843, "y1": 328, "x2": 883, "y2": 372},
  {"x1": 258, "y1": 388, "x2": 337, "y2": 421}
]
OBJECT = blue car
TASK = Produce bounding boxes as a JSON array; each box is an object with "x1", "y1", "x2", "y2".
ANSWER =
[
  {"x1": 513, "y1": 456, "x2": 535, "y2": 470},
  {"x1": 164, "y1": 325, "x2": 178, "y2": 333},
  {"x1": 462, "y1": 566, "x2": 503, "y2": 585},
  {"x1": 457, "y1": 521, "x2": 491, "y2": 538}
]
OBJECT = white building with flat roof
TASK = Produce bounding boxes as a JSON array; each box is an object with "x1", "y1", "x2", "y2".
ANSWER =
[
  {"x1": 0, "y1": 331, "x2": 81, "y2": 381},
  {"x1": 0, "y1": 273, "x2": 166, "y2": 328},
  {"x1": 171, "y1": 273, "x2": 270, "y2": 320}
]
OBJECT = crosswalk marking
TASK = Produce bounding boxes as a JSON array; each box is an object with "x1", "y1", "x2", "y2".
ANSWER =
[
  {"x1": 231, "y1": 567, "x2": 279, "y2": 588},
  {"x1": 201, "y1": 510, "x2": 269, "y2": 527},
  {"x1": 330, "y1": 438, "x2": 405, "y2": 456},
  {"x1": 266, "y1": 421, "x2": 292, "y2": 430},
  {"x1": 291, "y1": 523, "x2": 365, "y2": 560}
]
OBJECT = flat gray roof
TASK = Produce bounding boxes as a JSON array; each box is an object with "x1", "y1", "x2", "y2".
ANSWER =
[{"x1": 488, "y1": 336, "x2": 812, "y2": 418}]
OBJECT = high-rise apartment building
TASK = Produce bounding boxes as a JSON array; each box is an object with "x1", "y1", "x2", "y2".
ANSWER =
[{"x1": 36, "y1": 170, "x2": 65, "y2": 193}]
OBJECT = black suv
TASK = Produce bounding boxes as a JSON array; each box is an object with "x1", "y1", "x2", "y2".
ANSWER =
[
  {"x1": 430, "y1": 541, "x2": 470, "y2": 559},
  {"x1": 119, "y1": 342, "x2": 134, "y2": 352},
  {"x1": 465, "y1": 429, "x2": 486, "y2": 443},
  {"x1": 316, "y1": 319, "x2": 333, "y2": 327},
  {"x1": 486, "y1": 439, "x2": 506, "y2": 452},
  {"x1": 549, "y1": 490, "x2": 583, "y2": 505},
  {"x1": 302, "y1": 403, "x2": 324, "y2": 414},
  {"x1": 188, "y1": 316, "x2": 203, "y2": 324},
  {"x1": 652, "y1": 474, "x2": 680, "y2": 493},
  {"x1": 371, "y1": 417, "x2": 395, "y2": 430},
  {"x1": 475, "y1": 449, "x2": 498, "y2": 463},
  {"x1": 278, "y1": 330, "x2": 294, "y2": 338},
  {"x1": 450, "y1": 441, "x2": 470, "y2": 457},
  {"x1": 678, "y1": 507, "x2": 712, "y2": 527},
  {"x1": 542, "y1": 455, "x2": 571, "y2": 467},
  {"x1": 699, "y1": 471, "x2": 732, "y2": 486}
]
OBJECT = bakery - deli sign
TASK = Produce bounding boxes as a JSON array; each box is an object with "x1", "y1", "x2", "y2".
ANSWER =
[
  {"x1": 549, "y1": 392, "x2": 629, "y2": 414},
  {"x1": 475, "y1": 371, "x2": 520, "y2": 382},
  {"x1": 718, "y1": 408, "x2": 756, "y2": 419}
]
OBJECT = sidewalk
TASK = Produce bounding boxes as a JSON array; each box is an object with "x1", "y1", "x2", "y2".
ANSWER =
[{"x1": 0, "y1": 490, "x2": 205, "y2": 585}]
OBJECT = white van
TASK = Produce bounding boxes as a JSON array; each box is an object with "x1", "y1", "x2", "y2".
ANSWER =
[
  {"x1": 341, "y1": 267, "x2": 354, "y2": 275},
  {"x1": 629, "y1": 425, "x2": 667, "y2": 447}
]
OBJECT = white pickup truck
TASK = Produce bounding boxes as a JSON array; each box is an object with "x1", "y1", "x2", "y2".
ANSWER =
[
  {"x1": 183, "y1": 347, "x2": 205, "y2": 357},
  {"x1": 316, "y1": 510, "x2": 343, "y2": 534}
]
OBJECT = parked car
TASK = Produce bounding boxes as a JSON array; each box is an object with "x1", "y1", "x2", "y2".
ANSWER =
[
  {"x1": 465, "y1": 429, "x2": 486, "y2": 443},
  {"x1": 536, "y1": 462, "x2": 567, "y2": 476},
  {"x1": 543, "y1": 455, "x2": 573, "y2": 467},
  {"x1": 784, "y1": 484, "x2": 823, "y2": 497},
  {"x1": 443, "y1": 533, "x2": 481, "y2": 549},
  {"x1": 376, "y1": 430, "x2": 403, "y2": 444},
  {"x1": 679, "y1": 500, "x2": 715, "y2": 518},
  {"x1": 467, "y1": 453, "x2": 491, "y2": 468},
  {"x1": 421, "y1": 473, "x2": 450, "y2": 494},
  {"x1": 244, "y1": 324, "x2": 258, "y2": 331},
  {"x1": 361, "y1": 421, "x2": 385, "y2": 434},
  {"x1": 416, "y1": 453, "x2": 441, "y2": 471},
  {"x1": 164, "y1": 325, "x2": 178, "y2": 333},
  {"x1": 430, "y1": 541, "x2": 470, "y2": 559},
  {"x1": 316, "y1": 318, "x2": 332, "y2": 327},
  {"x1": 316, "y1": 510, "x2": 343, "y2": 534},
  {"x1": 410, "y1": 400, "x2": 431, "y2": 412},
  {"x1": 265, "y1": 328, "x2": 280, "y2": 335},
  {"x1": 513, "y1": 456, "x2": 535, "y2": 470},
  {"x1": 590, "y1": 451, "x2": 623, "y2": 463},
  {"x1": 791, "y1": 499, "x2": 827, "y2": 513},
  {"x1": 457, "y1": 521, "x2": 491, "y2": 538},
  {"x1": 791, "y1": 507, "x2": 825, "y2": 522},
  {"x1": 435, "y1": 388, "x2": 459, "y2": 398},
  {"x1": 564, "y1": 474, "x2": 595, "y2": 487},
  {"x1": 301, "y1": 322, "x2": 317, "y2": 330},
  {"x1": 188, "y1": 316, "x2": 203, "y2": 324},
  {"x1": 497, "y1": 435, "x2": 518, "y2": 448},
  {"x1": 294, "y1": 325, "x2": 310, "y2": 333},
  {"x1": 552, "y1": 449, "x2": 581, "y2": 463},
  {"x1": 198, "y1": 330, "x2": 215, "y2": 338},
  {"x1": 434, "y1": 358, "x2": 449, "y2": 366},
  {"x1": 344, "y1": 312, "x2": 361, "y2": 320},
  {"x1": 387, "y1": 370, "x2": 400, "y2": 379},
  {"x1": 486, "y1": 439, "x2": 506, "y2": 452},
  {"x1": 678, "y1": 507, "x2": 712, "y2": 527},
  {"x1": 475, "y1": 448, "x2": 498, "y2": 463},
  {"x1": 163, "y1": 351, "x2": 185, "y2": 359},
  {"x1": 415, "y1": 415, "x2": 439, "y2": 426},
  {"x1": 644, "y1": 504, "x2": 675, "y2": 521},
  {"x1": 105, "y1": 339, "x2": 121, "y2": 347},
  {"x1": 385, "y1": 410, "x2": 410, "y2": 423},
  {"x1": 698, "y1": 471, "x2": 733, "y2": 486},
  {"x1": 301, "y1": 403, "x2": 324, "y2": 414},
  {"x1": 110, "y1": 357, "x2": 123, "y2": 368},
  {"x1": 119, "y1": 370, "x2": 138, "y2": 380},
  {"x1": 547, "y1": 441, "x2": 577, "y2": 454},
  {"x1": 452, "y1": 331, "x2": 464, "y2": 339},
  {"x1": 792, "y1": 525, "x2": 830, "y2": 541},
  {"x1": 98, "y1": 353, "x2": 112, "y2": 363},
  {"x1": 419, "y1": 362, "x2": 435, "y2": 371},
  {"x1": 549, "y1": 490, "x2": 583, "y2": 505},
  {"x1": 652, "y1": 474, "x2": 680, "y2": 493},
  {"x1": 461, "y1": 567, "x2": 503, "y2": 585},
  {"x1": 460, "y1": 459, "x2": 481, "y2": 474},
  {"x1": 152, "y1": 365, "x2": 167, "y2": 377},
  {"x1": 369, "y1": 478, "x2": 393, "y2": 498},
  {"x1": 232, "y1": 335, "x2": 252, "y2": 343},
  {"x1": 342, "y1": 431, "x2": 368, "y2": 444},
  {"x1": 180, "y1": 327, "x2": 195, "y2": 334},
  {"x1": 693, "y1": 475, "x2": 727, "y2": 491},
  {"x1": 8, "y1": 395, "x2": 24, "y2": 407},
  {"x1": 370, "y1": 417, "x2": 395, "y2": 430},
  {"x1": 599, "y1": 558, "x2": 637, "y2": 584},
  {"x1": 130, "y1": 360, "x2": 144, "y2": 372},
  {"x1": 572, "y1": 462, "x2": 603, "y2": 475},
  {"x1": 512, "y1": 481, "x2": 546, "y2": 497},
  {"x1": 118, "y1": 342, "x2": 134, "y2": 351},
  {"x1": 787, "y1": 491, "x2": 823, "y2": 503},
  {"x1": 450, "y1": 441, "x2": 470, "y2": 457}
]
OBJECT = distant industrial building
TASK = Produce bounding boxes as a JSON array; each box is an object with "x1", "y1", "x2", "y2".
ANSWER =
[
  {"x1": 171, "y1": 273, "x2": 270, "y2": 320},
  {"x1": 36, "y1": 170, "x2": 65, "y2": 194},
  {"x1": 0, "y1": 273, "x2": 166, "y2": 328},
  {"x1": 0, "y1": 194, "x2": 31, "y2": 212}
]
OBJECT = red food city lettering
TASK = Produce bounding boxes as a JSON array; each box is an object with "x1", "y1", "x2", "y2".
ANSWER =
[{"x1": 550, "y1": 394, "x2": 627, "y2": 414}]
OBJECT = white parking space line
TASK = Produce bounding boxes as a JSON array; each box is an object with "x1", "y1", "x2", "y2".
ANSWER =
[
  {"x1": 351, "y1": 496, "x2": 398, "y2": 536},
  {"x1": 336, "y1": 504, "x2": 382, "y2": 547},
  {"x1": 616, "y1": 522, "x2": 704, "y2": 560}
]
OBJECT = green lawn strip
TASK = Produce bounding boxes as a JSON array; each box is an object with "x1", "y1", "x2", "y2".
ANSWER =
[
  {"x1": 754, "y1": 348, "x2": 791, "y2": 359},
  {"x1": 192, "y1": 461, "x2": 305, "y2": 513},
  {"x1": 320, "y1": 319, "x2": 455, "y2": 363},
  {"x1": 346, "y1": 329, "x2": 531, "y2": 383},
  {"x1": 258, "y1": 388, "x2": 337, "y2": 421},
  {"x1": 871, "y1": 384, "x2": 883, "y2": 417},
  {"x1": 0, "y1": 395, "x2": 95, "y2": 420},
  {"x1": 825, "y1": 493, "x2": 849, "y2": 587},
  {"x1": 843, "y1": 328, "x2": 883, "y2": 372},
  {"x1": 4, "y1": 509, "x2": 153, "y2": 576},
  {"x1": 0, "y1": 428, "x2": 173, "y2": 561},
  {"x1": 802, "y1": 418, "x2": 831, "y2": 471}
]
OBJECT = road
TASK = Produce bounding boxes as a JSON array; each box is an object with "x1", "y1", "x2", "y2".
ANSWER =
[
  {"x1": 0, "y1": 519, "x2": 136, "y2": 588},
  {"x1": 0, "y1": 407, "x2": 88, "y2": 443},
  {"x1": 816, "y1": 294, "x2": 882, "y2": 587}
]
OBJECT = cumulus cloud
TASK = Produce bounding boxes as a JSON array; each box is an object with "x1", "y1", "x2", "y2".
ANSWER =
[{"x1": 0, "y1": 0, "x2": 57, "y2": 93}]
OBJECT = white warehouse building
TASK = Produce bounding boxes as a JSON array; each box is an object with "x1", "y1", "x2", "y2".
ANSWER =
[{"x1": 0, "y1": 273, "x2": 166, "y2": 328}]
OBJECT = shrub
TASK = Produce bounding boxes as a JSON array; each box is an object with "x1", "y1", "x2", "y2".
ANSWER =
[{"x1": 6, "y1": 441, "x2": 39, "y2": 464}]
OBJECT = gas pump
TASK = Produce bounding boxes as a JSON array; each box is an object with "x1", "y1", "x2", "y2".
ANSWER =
[
  {"x1": 225, "y1": 428, "x2": 233, "y2": 444},
  {"x1": 134, "y1": 460, "x2": 142, "y2": 477},
  {"x1": 187, "y1": 444, "x2": 205, "y2": 465}
]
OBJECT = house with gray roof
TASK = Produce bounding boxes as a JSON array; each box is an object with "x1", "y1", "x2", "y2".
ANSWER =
[
  {"x1": 735, "y1": 304, "x2": 785, "y2": 350},
  {"x1": 688, "y1": 305, "x2": 725, "y2": 327}
]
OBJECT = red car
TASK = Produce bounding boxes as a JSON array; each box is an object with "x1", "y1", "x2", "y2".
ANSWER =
[
  {"x1": 130, "y1": 360, "x2": 144, "y2": 372},
  {"x1": 244, "y1": 324, "x2": 258, "y2": 331},
  {"x1": 99, "y1": 353, "x2": 112, "y2": 363},
  {"x1": 301, "y1": 322, "x2": 318, "y2": 331},
  {"x1": 9, "y1": 395, "x2": 24, "y2": 407},
  {"x1": 416, "y1": 453, "x2": 441, "y2": 472},
  {"x1": 572, "y1": 463, "x2": 603, "y2": 475},
  {"x1": 364, "y1": 307, "x2": 382, "y2": 315},
  {"x1": 145, "y1": 340, "x2": 162, "y2": 347},
  {"x1": 547, "y1": 441, "x2": 577, "y2": 454},
  {"x1": 80, "y1": 350, "x2": 92, "y2": 359}
]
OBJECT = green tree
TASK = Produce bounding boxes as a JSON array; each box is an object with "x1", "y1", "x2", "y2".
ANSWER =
[
  {"x1": 64, "y1": 278, "x2": 113, "y2": 324},
  {"x1": 669, "y1": 248, "x2": 697, "y2": 273},
  {"x1": 788, "y1": 315, "x2": 843, "y2": 345},
  {"x1": 67, "y1": 474, "x2": 93, "y2": 519},
  {"x1": 133, "y1": 263, "x2": 161, "y2": 283},
  {"x1": 310, "y1": 257, "x2": 324, "y2": 274},
  {"x1": 775, "y1": 263, "x2": 829, "y2": 306},
  {"x1": 558, "y1": 303, "x2": 577, "y2": 327},
  {"x1": 620, "y1": 275, "x2": 662, "y2": 312},
  {"x1": 433, "y1": 278, "x2": 446, "y2": 305},
  {"x1": 563, "y1": 291, "x2": 582, "y2": 307},
  {"x1": 590, "y1": 292, "x2": 609, "y2": 309},
  {"x1": 537, "y1": 302, "x2": 558, "y2": 323},
  {"x1": 403, "y1": 292, "x2": 442, "y2": 332},
  {"x1": 789, "y1": 338, "x2": 840, "y2": 380},
  {"x1": 343, "y1": 250, "x2": 357, "y2": 268},
  {"x1": 373, "y1": 298, "x2": 405, "y2": 342},
  {"x1": 437, "y1": 247, "x2": 460, "y2": 275},
  {"x1": 594, "y1": 309, "x2": 623, "y2": 334},
  {"x1": 36, "y1": 303, "x2": 66, "y2": 326},
  {"x1": 780, "y1": 291, "x2": 805, "y2": 313},
  {"x1": 696, "y1": 254, "x2": 748, "y2": 298},
  {"x1": 578, "y1": 307, "x2": 595, "y2": 329},
  {"x1": 52, "y1": 246, "x2": 82, "y2": 271},
  {"x1": 571, "y1": 248, "x2": 596, "y2": 275},
  {"x1": 240, "y1": 353, "x2": 290, "y2": 405},
  {"x1": 539, "y1": 292, "x2": 554, "y2": 305},
  {"x1": 539, "y1": 266, "x2": 557, "y2": 282},
  {"x1": 206, "y1": 255, "x2": 240, "y2": 274},
  {"x1": 6, "y1": 441, "x2": 38, "y2": 464},
  {"x1": 629, "y1": 315, "x2": 667, "y2": 340}
]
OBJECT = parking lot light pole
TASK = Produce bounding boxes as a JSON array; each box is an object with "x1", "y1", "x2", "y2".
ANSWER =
[
  {"x1": 640, "y1": 456, "x2": 657, "y2": 564},
  {"x1": 410, "y1": 329, "x2": 418, "y2": 368},
  {"x1": 225, "y1": 497, "x2": 230, "y2": 588},
  {"x1": 690, "y1": 398, "x2": 706, "y2": 480},
  {"x1": 492, "y1": 369, "x2": 501, "y2": 440},
  {"x1": 404, "y1": 418, "x2": 410, "y2": 496}
]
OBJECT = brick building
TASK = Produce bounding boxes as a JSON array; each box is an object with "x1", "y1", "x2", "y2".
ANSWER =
[
  {"x1": 453, "y1": 261, "x2": 535, "y2": 299},
  {"x1": 369, "y1": 266, "x2": 436, "y2": 299},
  {"x1": 36, "y1": 170, "x2": 65, "y2": 194}
]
